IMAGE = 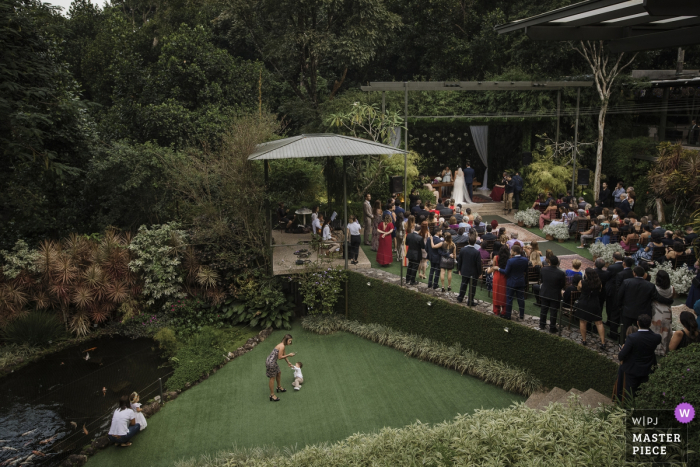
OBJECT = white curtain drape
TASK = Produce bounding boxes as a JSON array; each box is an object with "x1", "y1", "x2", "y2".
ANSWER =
[{"x1": 469, "y1": 125, "x2": 488, "y2": 190}]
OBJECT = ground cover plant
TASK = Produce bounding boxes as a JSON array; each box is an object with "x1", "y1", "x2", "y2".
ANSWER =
[
  {"x1": 302, "y1": 315, "x2": 542, "y2": 395},
  {"x1": 174, "y1": 403, "x2": 626, "y2": 467}
]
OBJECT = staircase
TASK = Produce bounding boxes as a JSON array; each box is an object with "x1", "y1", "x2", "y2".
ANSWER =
[{"x1": 525, "y1": 387, "x2": 613, "y2": 411}]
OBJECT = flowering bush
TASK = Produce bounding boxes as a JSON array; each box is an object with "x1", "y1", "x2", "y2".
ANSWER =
[
  {"x1": 588, "y1": 242, "x2": 625, "y2": 264},
  {"x1": 297, "y1": 266, "x2": 348, "y2": 314},
  {"x1": 514, "y1": 208, "x2": 540, "y2": 227},
  {"x1": 128, "y1": 222, "x2": 188, "y2": 309},
  {"x1": 542, "y1": 223, "x2": 570, "y2": 240},
  {"x1": 648, "y1": 262, "x2": 695, "y2": 295}
]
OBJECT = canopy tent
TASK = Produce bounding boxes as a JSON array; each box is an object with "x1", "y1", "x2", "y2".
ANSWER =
[
  {"x1": 248, "y1": 134, "x2": 408, "y2": 278},
  {"x1": 494, "y1": 0, "x2": 700, "y2": 53}
]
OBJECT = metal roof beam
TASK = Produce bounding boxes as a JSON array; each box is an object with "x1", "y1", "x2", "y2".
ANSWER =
[
  {"x1": 527, "y1": 26, "x2": 625, "y2": 40},
  {"x1": 361, "y1": 81, "x2": 593, "y2": 92},
  {"x1": 608, "y1": 24, "x2": 700, "y2": 51},
  {"x1": 644, "y1": 0, "x2": 700, "y2": 16}
]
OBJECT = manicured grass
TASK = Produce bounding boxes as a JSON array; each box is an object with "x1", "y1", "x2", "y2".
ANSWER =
[{"x1": 90, "y1": 322, "x2": 522, "y2": 467}]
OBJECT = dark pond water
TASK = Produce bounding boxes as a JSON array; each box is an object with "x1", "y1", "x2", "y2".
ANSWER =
[{"x1": 0, "y1": 336, "x2": 171, "y2": 466}]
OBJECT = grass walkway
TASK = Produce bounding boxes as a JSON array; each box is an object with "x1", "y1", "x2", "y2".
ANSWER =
[{"x1": 90, "y1": 322, "x2": 522, "y2": 467}]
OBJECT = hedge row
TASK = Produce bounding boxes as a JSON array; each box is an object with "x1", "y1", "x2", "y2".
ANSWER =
[{"x1": 337, "y1": 271, "x2": 618, "y2": 395}]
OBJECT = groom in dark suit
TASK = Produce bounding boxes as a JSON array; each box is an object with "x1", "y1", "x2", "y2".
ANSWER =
[
  {"x1": 463, "y1": 162, "x2": 475, "y2": 202},
  {"x1": 617, "y1": 314, "x2": 661, "y2": 398}
]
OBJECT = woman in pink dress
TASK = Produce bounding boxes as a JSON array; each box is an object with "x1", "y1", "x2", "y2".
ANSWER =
[
  {"x1": 376, "y1": 214, "x2": 395, "y2": 266},
  {"x1": 489, "y1": 248, "x2": 508, "y2": 316},
  {"x1": 538, "y1": 200, "x2": 558, "y2": 229}
]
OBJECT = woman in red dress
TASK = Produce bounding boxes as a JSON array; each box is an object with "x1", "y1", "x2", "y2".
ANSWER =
[
  {"x1": 488, "y1": 247, "x2": 509, "y2": 316},
  {"x1": 376, "y1": 214, "x2": 395, "y2": 266}
]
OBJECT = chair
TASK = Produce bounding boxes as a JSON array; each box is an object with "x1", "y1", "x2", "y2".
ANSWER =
[
  {"x1": 483, "y1": 239, "x2": 495, "y2": 252},
  {"x1": 455, "y1": 242, "x2": 467, "y2": 258},
  {"x1": 574, "y1": 219, "x2": 591, "y2": 242},
  {"x1": 651, "y1": 246, "x2": 666, "y2": 263},
  {"x1": 526, "y1": 266, "x2": 541, "y2": 294},
  {"x1": 609, "y1": 233, "x2": 620, "y2": 244},
  {"x1": 623, "y1": 237, "x2": 639, "y2": 256},
  {"x1": 673, "y1": 253, "x2": 694, "y2": 269},
  {"x1": 639, "y1": 235, "x2": 650, "y2": 247},
  {"x1": 559, "y1": 290, "x2": 582, "y2": 331}
]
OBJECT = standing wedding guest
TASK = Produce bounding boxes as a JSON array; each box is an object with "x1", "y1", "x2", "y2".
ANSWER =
[
  {"x1": 595, "y1": 258, "x2": 610, "y2": 310},
  {"x1": 362, "y1": 194, "x2": 374, "y2": 245},
  {"x1": 575, "y1": 269, "x2": 606, "y2": 349},
  {"x1": 431, "y1": 232, "x2": 456, "y2": 292},
  {"x1": 371, "y1": 200, "x2": 382, "y2": 251},
  {"x1": 669, "y1": 311, "x2": 700, "y2": 351},
  {"x1": 456, "y1": 235, "x2": 482, "y2": 305},
  {"x1": 376, "y1": 214, "x2": 394, "y2": 266},
  {"x1": 612, "y1": 182, "x2": 625, "y2": 209},
  {"x1": 539, "y1": 255, "x2": 566, "y2": 332},
  {"x1": 689, "y1": 119, "x2": 699, "y2": 145},
  {"x1": 650, "y1": 270, "x2": 674, "y2": 356},
  {"x1": 615, "y1": 314, "x2": 661, "y2": 400},
  {"x1": 464, "y1": 162, "x2": 475, "y2": 202},
  {"x1": 394, "y1": 213, "x2": 406, "y2": 262},
  {"x1": 487, "y1": 246, "x2": 509, "y2": 316},
  {"x1": 686, "y1": 260, "x2": 700, "y2": 311},
  {"x1": 347, "y1": 215, "x2": 362, "y2": 265},
  {"x1": 512, "y1": 171, "x2": 524, "y2": 211},
  {"x1": 418, "y1": 222, "x2": 430, "y2": 280},
  {"x1": 504, "y1": 245, "x2": 529, "y2": 320},
  {"x1": 405, "y1": 225, "x2": 425, "y2": 285},
  {"x1": 599, "y1": 182, "x2": 611, "y2": 207},
  {"x1": 502, "y1": 173, "x2": 514, "y2": 214},
  {"x1": 426, "y1": 225, "x2": 444, "y2": 289},
  {"x1": 617, "y1": 266, "x2": 675, "y2": 342},
  {"x1": 605, "y1": 252, "x2": 625, "y2": 340}
]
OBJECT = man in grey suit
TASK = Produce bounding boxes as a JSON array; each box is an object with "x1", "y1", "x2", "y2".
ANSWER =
[{"x1": 362, "y1": 193, "x2": 373, "y2": 245}]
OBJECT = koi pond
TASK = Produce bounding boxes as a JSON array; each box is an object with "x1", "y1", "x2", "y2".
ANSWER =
[{"x1": 0, "y1": 336, "x2": 171, "y2": 466}]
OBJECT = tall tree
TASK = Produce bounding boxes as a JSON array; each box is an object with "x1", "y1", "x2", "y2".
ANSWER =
[
  {"x1": 572, "y1": 40, "x2": 636, "y2": 200},
  {"x1": 221, "y1": 0, "x2": 401, "y2": 108}
]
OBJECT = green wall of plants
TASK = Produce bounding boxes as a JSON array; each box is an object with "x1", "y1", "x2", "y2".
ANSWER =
[{"x1": 338, "y1": 271, "x2": 618, "y2": 395}]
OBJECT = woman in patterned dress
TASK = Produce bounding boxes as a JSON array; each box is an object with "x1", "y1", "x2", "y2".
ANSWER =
[
  {"x1": 266, "y1": 334, "x2": 295, "y2": 401},
  {"x1": 371, "y1": 201, "x2": 382, "y2": 251},
  {"x1": 651, "y1": 270, "x2": 674, "y2": 356}
]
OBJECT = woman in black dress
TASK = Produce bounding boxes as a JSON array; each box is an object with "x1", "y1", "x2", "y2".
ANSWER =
[
  {"x1": 575, "y1": 268, "x2": 606, "y2": 350},
  {"x1": 669, "y1": 311, "x2": 700, "y2": 351}
]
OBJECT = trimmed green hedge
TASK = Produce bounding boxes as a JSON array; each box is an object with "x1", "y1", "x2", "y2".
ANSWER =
[{"x1": 338, "y1": 271, "x2": 618, "y2": 394}]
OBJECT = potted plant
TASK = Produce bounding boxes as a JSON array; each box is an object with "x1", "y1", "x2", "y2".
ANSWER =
[
  {"x1": 649, "y1": 262, "x2": 695, "y2": 294},
  {"x1": 542, "y1": 223, "x2": 569, "y2": 242},
  {"x1": 513, "y1": 208, "x2": 540, "y2": 228},
  {"x1": 588, "y1": 242, "x2": 625, "y2": 264}
]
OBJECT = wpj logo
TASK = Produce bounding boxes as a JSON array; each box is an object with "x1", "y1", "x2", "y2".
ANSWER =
[{"x1": 625, "y1": 407, "x2": 691, "y2": 464}]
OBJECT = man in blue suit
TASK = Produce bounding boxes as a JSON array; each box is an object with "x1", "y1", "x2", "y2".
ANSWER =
[
  {"x1": 463, "y1": 161, "x2": 475, "y2": 202},
  {"x1": 616, "y1": 314, "x2": 661, "y2": 399},
  {"x1": 503, "y1": 244, "x2": 529, "y2": 320}
]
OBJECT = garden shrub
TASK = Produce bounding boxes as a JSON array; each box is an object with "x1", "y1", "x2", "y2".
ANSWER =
[
  {"x1": 589, "y1": 242, "x2": 625, "y2": 264},
  {"x1": 636, "y1": 343, "x2": 700, "y2": 457},
  {"x1": 297, "y1": 266, "x2": 347, "y2": 314},
  {"x1": 1, "y1": 312, "x2": 67, "y2": 347},
  {"x1": 0, "y1": 240, "x2": 39, "y2": 279},
  {"x1": 154, "y1": 327, "x2": 179, "y2": 355},
  {"x1": 169, "y1": 298, "x2": 230, "y2": 336},
  {"x1": 542, "y1": 222, "x2": 569, "y2": 239},
  {"x1": 337, "y1": 271, "x2": 618, "y2": 394},
  {"x1": 513, "y1": 208, "x2": 539, "y2": 227},
  {"x1": 648, "y1": 262, "x2": 695, "y2": 295},
  {"x1": 176, "y1": 403, "x2": 626, "y2": 467},
  {"x1": 223, "y1": 273, "x2": 293, "y2": 329}
]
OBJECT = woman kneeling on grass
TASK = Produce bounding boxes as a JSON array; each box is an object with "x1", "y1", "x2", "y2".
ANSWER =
[{"x1": 266, "y1": 334, "x2": 295, "y2": 402}]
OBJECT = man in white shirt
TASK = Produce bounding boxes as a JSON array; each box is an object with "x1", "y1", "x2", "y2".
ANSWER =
[
  {"x1": 312, "y1": 214, "x2": 323, "y2": 235},
  {"x1": 108, "y1": 395, "x2": 140, "y2": 446},
  {"x1": 290, "y1": 362, "x2": 304, "y2": 390}
]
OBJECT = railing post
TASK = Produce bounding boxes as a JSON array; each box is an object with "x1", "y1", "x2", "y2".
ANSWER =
[{"x1": 159, "y1": 378, "x2": 163, "y2": 402}]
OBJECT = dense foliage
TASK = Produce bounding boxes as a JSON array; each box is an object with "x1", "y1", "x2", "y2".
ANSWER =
[
  {"x1": 338, "y1": 271, "x2": 618, "y2": 394},
  {"x1": 176, "y1": 403, "x2": 626, "y2": 467},
  {"x1": 1, "y1": 311, "x2": 67, "y2": 347}
]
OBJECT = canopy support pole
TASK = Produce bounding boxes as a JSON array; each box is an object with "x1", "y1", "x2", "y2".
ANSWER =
[
  {"x1": 343, "y1": 157, "x2": 348, "y2": 272},
  {"x1": 264, "y1": 161, "x2": 271, "y2": 275},
  {"x1": 401, "y1": 83, "x2": 409, "y2": 286},
  {"x1": 572, "y1": 88, "x2": 580, "y2": 196},
  {"x1": 556, "y1": 89, "x2": 561, "y2": 147}
]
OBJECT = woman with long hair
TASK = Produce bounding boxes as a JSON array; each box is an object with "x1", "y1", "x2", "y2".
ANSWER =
[
  {"x1": 371, "y1": 200, "x2": 382, "y2": 251},
  {"x1": 376, "y1": 214, "x2": 394, "y2": 266},
  {"x1": 418, "y1": 221, "x2": 430, "y2": 279},
  {"x1": 266, "y1": 334, "x2": 295, "y2": 401},
  {"x1": 539, "y1": 200, "x2": 558, "y2": 229},
  {"x1": 651, "y1": 270, "x2": 674, "y2": 355},
  {"x1": 430, "y1": 232, "x2": 456, "y2": 292},
  {"x1": 669, "y1": 311, "x2": 700, "y2": 351},
  {"x1": 575, "y1": 268, "x2": 606, "y2": 349},
  {"x1": 394, "y1": 212, "x2": 406, "y2": 262},
  {"x1": 487, "y1": 246, "x2": 509, "y2": 317}
]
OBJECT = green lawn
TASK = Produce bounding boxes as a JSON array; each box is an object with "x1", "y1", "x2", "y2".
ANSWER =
[{"x1": 90, "y1": 322, "x2": 522, "y2": 467}]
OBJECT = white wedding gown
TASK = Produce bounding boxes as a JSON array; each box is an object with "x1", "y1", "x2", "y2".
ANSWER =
[{"x1": 452, "y1": 169, "x2": 474, "y2": 205}]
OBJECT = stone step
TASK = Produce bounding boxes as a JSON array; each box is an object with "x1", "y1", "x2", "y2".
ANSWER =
[
  {"x1": 524, "y1": 391, "x2": 549, "y2": 409},
  {"x1": 579, "y1": 388, "x2": 614, "y2": 409},
  {"x1": 527, "y1": 387, "x2": 613, "y2": 411},
  {"x1": 553, "y1": 388, "x2": 583, "y2": 407},
  {"x1": 534, "y1": 387, "x2": 568, "y2": 411}
]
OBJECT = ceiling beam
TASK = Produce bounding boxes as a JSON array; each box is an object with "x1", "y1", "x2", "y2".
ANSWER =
[
  {"x1": 361, "y1": 81, "x2": 593, "y2": 92},
  {"x1": 608, "y1": 24, "x2": 700, "y2": 52},
  {"x1": 643, "y1": 0, "x2": 700, "y2": 16},
  {"x1": 495, "y1": 0, "x2": 625, "y2": 34},
  {"x1": 527, "y1": 26, "x2": 625, "y2": 40}
]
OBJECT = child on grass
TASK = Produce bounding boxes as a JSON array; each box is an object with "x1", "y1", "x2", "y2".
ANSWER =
[
  {"x1": 290, "y1": 362, "x2": 304, "y2": 391},
  {"x1": 129, "y1": 392, "x2": 147, "y2": 430}
]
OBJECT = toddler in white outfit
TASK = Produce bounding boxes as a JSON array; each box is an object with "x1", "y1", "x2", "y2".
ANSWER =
[{"x1": 291, "y1": 362, "x2": 303, "y2": 390}]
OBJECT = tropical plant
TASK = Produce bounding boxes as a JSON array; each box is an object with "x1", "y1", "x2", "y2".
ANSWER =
[
  {"x1": 128, "y1": 222, "x2": 188, "y2": 309},
  {"x1": 0, "y1": 343, "x2": 42, "y2": 369},
  {"x1": 154, "y1": 327, "x2": 179, "y2": 355},
  {"x1": 297, "y1": 266, "x2": 348, "y2": 315},
  {"x1": 0, "y1": 240, "x2": 40, "y2": 279},
  {"x1": 542, "y1": 223, "x2": 570, "y2": 240},
  {"x1": 513, "y1": 208, "x2": 540, "y2": 227},
  {"x1": 1, "y1": 311, "x2": 67, "y2": 347},
  {"x1": 302, "y1": 315, "x2": 542, "y2": 395},
  {"x1": 175, "y1": 403, "x2": 625, "y2": 467},
  {"x1": 588, "y1": 242, "x2": 625, "y2": 264},
  {"x1": 648, "y1": 262, "x2": 695, "y2": 295},
  {"x1": 168, "y1": 298, "x2": 230, "y2": 336},
  {"x1": 646, "y1": 143, "x2": 700, "y2": 225}
]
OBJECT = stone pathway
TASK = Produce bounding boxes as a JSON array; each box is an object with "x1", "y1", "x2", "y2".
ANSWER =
[{"x1": 360, "y1": 268, "x2": 620, "y2": 362}]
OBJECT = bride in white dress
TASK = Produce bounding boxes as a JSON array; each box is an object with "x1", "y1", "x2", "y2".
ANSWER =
[{"x1": 452, "y1": 168, "x2": 473, "y2": 205}]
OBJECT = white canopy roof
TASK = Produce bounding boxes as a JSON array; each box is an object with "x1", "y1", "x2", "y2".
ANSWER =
[{"x1": 247, "y1": 134, "x2": 408, "y2": 160}]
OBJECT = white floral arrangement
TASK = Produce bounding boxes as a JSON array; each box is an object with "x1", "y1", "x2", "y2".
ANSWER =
[
  {"x1": 648, "y1": 262, "x2": 695, "y2": 295},
  {"x1": 588, "y1": 242, "x2": 625, "y2": 264},
  {"x1": 514, "y1": 208, "x2": 540, "y2": 227},
  {"x1": 542, "y1": 223, "x2": 569, "y2": 240}
]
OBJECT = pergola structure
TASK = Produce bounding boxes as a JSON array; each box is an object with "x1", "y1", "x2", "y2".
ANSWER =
[
  {"x1": 361, "y1": 81, "x2": 593, "y2": 194},
  {"x1": 249, "y1": 134, "x2": 408, "y2": 278},
  {"x1": 494, "y1": 0, "x2": 700, "y2": 53}
]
